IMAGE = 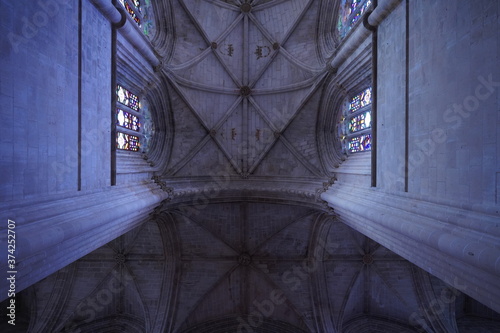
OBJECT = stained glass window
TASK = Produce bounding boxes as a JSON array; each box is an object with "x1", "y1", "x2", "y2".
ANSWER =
[
  {"x1": 117, "y1": 109, "x2": 140, "y2": 131},
  {"x1": 349, "y1": 87, "x2": 372, "y2": 113},
  {"x1": 349, "y1": 134, "x2": 371, "y2": 153},
  {"x1": 118, "y1": 0, "x2": 155, "y2": 37},
  {"x1": 116, "y1": 85, "x2": 140, "y2": 112},
  {"x1": 337, "y1": 0, "x2": 373, "y2": 39},
  {"x1": 349, "y1": 110, "x2": 371, "y2": 133},
  {"x1": 131, "y1": 0, "x2": 141, "y2": 11},
  {"x1": 117, "y1": 132, "x2": 140, "y2": 151},
  {"x1": 119, "y1": 0, "x2": 141, "y2": 26},
  {"x1": 142, "y1": 0, "x2": 155, "y2": 38},
  {"x1": 340, "y1": 86, "x2": 373, "y2": 154},
  {"x1": 140, "y1": 99, "x2": 155, "y2": 153}
]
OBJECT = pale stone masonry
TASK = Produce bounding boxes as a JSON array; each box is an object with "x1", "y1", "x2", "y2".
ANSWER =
[{"x1": 1, "y1": 0, "x2": 499, "y2": 332}]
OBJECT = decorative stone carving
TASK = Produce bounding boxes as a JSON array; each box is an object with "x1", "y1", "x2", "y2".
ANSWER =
[
  {"x1": 238, "y1": 252, "x2": 252, "y2": 266},
  {"x1": 114, "y1": 253, "x2": 126, "y2": 265},
  {"x1": 152, "y1": 176, "x2": 174, "y2": 197},
  {"x1": 362, "y1": 253, "x2": 374, "y2": 265},
  {"x1": 240, "y1": 3, "x2": 252, "y2": 13},
  {"x1": 240, "y1": 86, "x2": 251, "y2": 96}
]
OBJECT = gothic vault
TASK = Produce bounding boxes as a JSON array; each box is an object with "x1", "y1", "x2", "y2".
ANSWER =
[{"x1": 1, "y1": 0, "x2": 500, "y2": 332}]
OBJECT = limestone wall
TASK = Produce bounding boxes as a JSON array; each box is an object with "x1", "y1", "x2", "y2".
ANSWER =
[
  {"x1": 0, "y1": 0, "x2": 112, "y2": 201},
  {"x1": 377, "y1": 0, "x2": 500, "y2": 206}
]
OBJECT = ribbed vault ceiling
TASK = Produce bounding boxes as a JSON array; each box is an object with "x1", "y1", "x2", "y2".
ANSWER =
[{"x1": 164, "y1": 0, "x2": 328, "y2": 179}]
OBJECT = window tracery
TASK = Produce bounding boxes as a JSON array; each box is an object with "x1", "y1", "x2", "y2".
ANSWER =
[
  {"x1": 116, "y1": 85, "x2": 141, "y2": 152},
  {"x1": 118, "y1": 0, "x2": 155, "y2": 38},
  {"x1": 340, "y1": 87, "x2": 373, "y2": 153},
  {"x1": 337, "y1": 0, "x2": 373, "y2": 39}
]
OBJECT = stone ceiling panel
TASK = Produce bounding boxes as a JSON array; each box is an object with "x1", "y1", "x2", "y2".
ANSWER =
[
  {"x1": 367, "y1": 262, "x2": 420, "y2": 319},
  {"x1": 176, "y1": 86, "x2": 240, "y2": 130},
  {"x1": 166, "y1": 0, "x2": 328, "y2": 179},
  {"x1": 245, "y1": 104, "x2": 279, "y2": 171},
  {"x1": 217, "y1": 19, "x2": 245, "y2": 84},
  {"x1": 166, "y1": 88, "x2": 210, "y2": 171},
  {"x1": 280, "y1": 89, "x2": 323, "y2": 166},
  {"x1": 173, "y1": 139, "x2": 239, "y2": 177},
  {"x1": 251, "y1": 139, "x2": 317, "y2": 178},
  {"x1": 339, "y1": 263, "x2": 366, "y2": 324},
  {"x1": 252, "y1": 213, "x2": 315, "y2": 258},
  {"x1": 170, "y1": 0, "x2": 209, "y2": 65},
  {"x1": 174, "y1": 213, "x2": 239, "y2": 258},
  {"x1": 252, "y1": 258, "x2": 317, "y2": 330},
  {"x1": 246, "y1": 267, "x2": 308, "y2": 330},
  {"x1": 253, "y1": 53, "x2": 315, "y2": 89},
  {"x1": 252, "y1": 0, "x2": 312, "y2": 43},
  {"x1": 248, "y1": 20, "x2": 277, "y2": 84},
  {"x1": 323, "y1": 260, "x2": 364, "y2": 327},
  {"x1": 181, "y1": 0, "x2": 241, "y2": 42},
  {"x1": 171, "y1": 51, "x2": 237, "y2": 88},
  {"x1": 282, "y1": 0, "x2": 323, "y2": 66},
  {"x1": 175, "y1": 259, "x2": 239, "y2": 331},
  {"x1": 180, "y1": 266, "x2": 244, "y2": 329},
  {"x1": 214, "y1": 104, "x2": 245, "y2": 172},
  {"x1": 250, "y1": 89, "x2": 312, "y2": 130}
]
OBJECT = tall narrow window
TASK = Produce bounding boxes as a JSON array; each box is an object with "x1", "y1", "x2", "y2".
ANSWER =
[
  {"x1": 116, "y1": 85, "x2": 142, "y2": 152},
  {"x1": 117, "y1": 109, "x2": 140, "y2": 131},
  {"x1": 337, "y1": 0, "x2": 373, "y2": 39},
  {"x1": 340, "y1": 87, "x2": 372, "y2": 153},
  {"x1": 118, "y1": 0, "x2": 155, "y2": 38},
  {"x1": 117, "y1": 132, "x2": 140, "y2": 152},
  {"x1": 117, "y1": 84, "x2": 140, "y2": 111},
  {"x1": 119, "y1": 0, "x2": 141, "y2": 26}
]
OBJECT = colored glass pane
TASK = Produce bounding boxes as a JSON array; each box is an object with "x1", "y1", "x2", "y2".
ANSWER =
[
  {"x1": 119, "y1": 0, "x2": 141, "y2": 26},
  {"x1": 338, "y1": 0, "x2": 372, "y2": 39},
  {"x1": 349, "y1": 87, "x2": 372, "y2": 113},
  {"x1": 142, "y1": 0, "x2": 155, "y2": 37},
  {"x1": 116, "y1": 85, "x2": 140, "y2": 112},
  {"x1": 131, "y1": 0, "x2": 141, "y2": 12},
  {"x1": 349, "y1": 110, "x2": 371, "y2": 133},
  {"x1": 140, "y1": 100, "x2": 155, "y2": 153},
  {"x1": 116, "y1": 109, "x2": 140, "y2": 132},
  {"x1": 117, "y1": 132, "x2": 140, "y2": 152},
  {"x1": 349, "y1": 134, "x2": 371, "y2": 153}
]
